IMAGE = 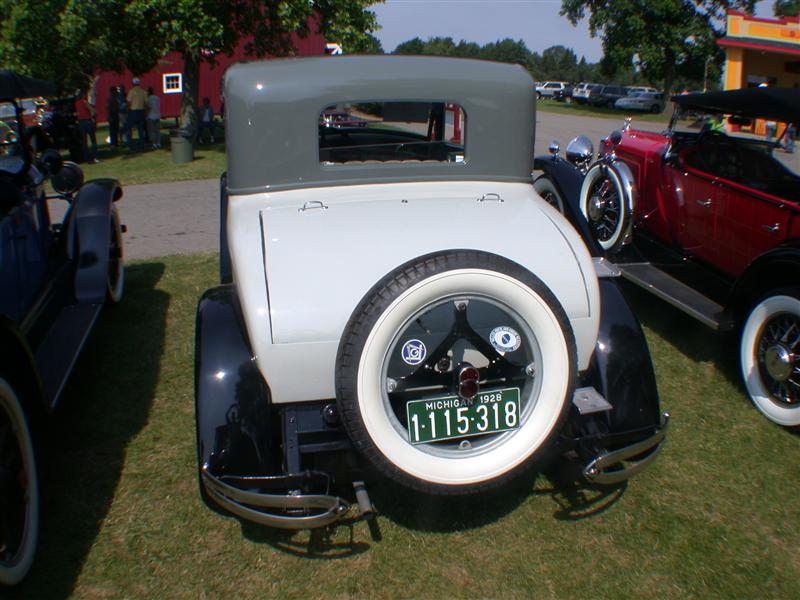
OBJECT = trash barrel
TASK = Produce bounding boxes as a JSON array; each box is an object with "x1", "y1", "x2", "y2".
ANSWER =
[{"x1": 170, "y1": 127, "x2": 194, "y2": 163}]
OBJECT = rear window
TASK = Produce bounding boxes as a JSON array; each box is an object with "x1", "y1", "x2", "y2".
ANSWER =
[{"x1": 319, "y1": 101, "x2": 466, "y2": 164}]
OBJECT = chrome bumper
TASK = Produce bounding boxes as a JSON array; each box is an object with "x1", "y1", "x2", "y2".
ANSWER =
[
  {"x1": 201, "y1": 465, "x2": 352, "y2": 529},
  {"x1": 582, "y1": 412, "x2": 669, "y2": 485}
]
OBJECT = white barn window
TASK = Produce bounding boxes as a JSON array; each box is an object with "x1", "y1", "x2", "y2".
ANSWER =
[{"x1": 163, "y1": 73, "x2": 183, "y2": 94}]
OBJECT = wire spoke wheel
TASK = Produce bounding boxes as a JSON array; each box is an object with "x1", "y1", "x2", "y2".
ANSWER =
[
  {"x1": 587, "y1": 177, "x2": 621, "y2": 243},
  {"x1": 756, "y1": 312, "x2": 800, "y2": 406},
  {"x1": 579, "y1": 163, "x2": 629, "y2": 252},
  {"x1": 741, "y1": 290, "x2": 800, "y2": 426}
]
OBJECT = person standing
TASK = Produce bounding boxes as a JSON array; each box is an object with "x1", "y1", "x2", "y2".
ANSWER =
[
  {"x1": 118, "y1": 85, "x2": 128, "y2": 145},
  {"x1": 197, "y1": 97, "x2": 215, "y2": 143},
  {"x1": 75, "y1": 90, "x2": 99, "y2": 163},
  {"x1": 146, "y1": 87, "x2": 161, "y2": 149},
  {"x1": 106, "y1": 86, "x2": 120, "y2": 146},
  {"x1": 126, "y1": 77, "x2": 147, "y2": 151}
]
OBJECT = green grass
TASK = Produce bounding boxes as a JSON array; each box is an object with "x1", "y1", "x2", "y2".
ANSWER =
[
  {"x1": 76, "y1": 124, "x2": 226, "y2": 186},
  {"x1": 536, "y1": 98, "x2": 672, "y2": 124},
  {"x1": 9, "y1": 253, "x2": 800, "y2": 599}
]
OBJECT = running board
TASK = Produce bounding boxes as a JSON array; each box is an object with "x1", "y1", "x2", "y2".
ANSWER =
[
  {"x1": 616, "y1": 262, "x2": 734, "y2": 331},
  {"x1": 34, "y1": 303, "x2": 103, "y2": 408}
]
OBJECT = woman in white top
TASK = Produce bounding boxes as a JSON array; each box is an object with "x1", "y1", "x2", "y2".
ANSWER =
[{"x1": 146, "y1": 87, "x2": 161, "y2": 148}]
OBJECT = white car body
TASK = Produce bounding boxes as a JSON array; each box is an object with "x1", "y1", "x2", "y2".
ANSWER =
[
  {"x1": 228, "y1": 180, "x2": 600, "y2": 404},
  {"x1": 615, "y1": 92, "x2": 665, "y2": 112},
  {"x1": 536, "y1": 81, "x2": 568, "y2": 97},
  {"x1": 572, "y1": 83, "x2": 600, "y2": 102}
]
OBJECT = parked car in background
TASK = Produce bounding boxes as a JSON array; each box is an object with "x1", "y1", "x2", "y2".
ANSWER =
[
  {"x1": 626, "y1": 86, "x2": 659, "y2": 96},
  {"x1": 534, "y1": 86, "x2": 800, "y2": 427},
  {"x1": 196, "y1": 55, "x2": 667, "y2": 532},
  {"x1": 536, "y1": 81, "x2": 568, "y2": 98},
  {"x1": 553, "y1": 83, "x2": 574, "y2": 102},
  {"x1": 0, "y1": 70, "x2": 125, "y2": 586},
  {"x1": 588, "y1": 84, "x2": 628, "y2": 108},
  {"x1": 615, "y1": 92, "x2": 666, "y2": 114},
  {"x1": 572, "y1": 83, "x2": 601, "y2": 104}
]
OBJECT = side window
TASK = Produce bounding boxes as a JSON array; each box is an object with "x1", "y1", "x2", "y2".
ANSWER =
[{"x1": 319, "y1": 101, "x2": 466, "y2": 164}]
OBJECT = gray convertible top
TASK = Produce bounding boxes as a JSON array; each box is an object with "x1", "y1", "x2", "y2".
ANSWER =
[{"x1": 224, "y1": 55, "x2": 536, "y2": 195}]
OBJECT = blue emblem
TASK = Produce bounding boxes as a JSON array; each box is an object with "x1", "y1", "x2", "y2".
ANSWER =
[
  {"x1": 490, "y1": 326, "x2": 521, "y2": 353},
  {"x1": 401, "y1": 339, "x2": 427, "y2": 365}
]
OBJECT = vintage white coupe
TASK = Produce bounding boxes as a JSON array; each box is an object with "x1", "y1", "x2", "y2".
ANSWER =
[{"x1": 195, "y1": 56, "x2": 667, "y2": 529}]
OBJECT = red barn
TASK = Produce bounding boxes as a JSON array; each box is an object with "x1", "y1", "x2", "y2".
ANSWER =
[{"x1": 93, "y1": 30, "x2": 325, "y2": 123}]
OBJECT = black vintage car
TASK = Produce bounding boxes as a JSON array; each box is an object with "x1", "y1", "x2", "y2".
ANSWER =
[{"x1": 0, "y1": 70, "x2": 125, "y2": 586}]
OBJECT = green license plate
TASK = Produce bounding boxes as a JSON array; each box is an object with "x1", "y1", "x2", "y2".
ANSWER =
[{"x1": 406, "y1": 387, "x2": 521, "y2": 445}]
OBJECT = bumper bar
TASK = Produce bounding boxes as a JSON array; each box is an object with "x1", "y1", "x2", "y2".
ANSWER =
[
  {"x1": 582, "y1": 412, "x2": 669, "y2": 485},
  {"x1": 202, "y1": 464, "x2": 352, "y2": 529}
]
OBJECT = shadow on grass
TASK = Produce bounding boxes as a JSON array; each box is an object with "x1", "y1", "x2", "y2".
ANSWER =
[
  {"x1": 237, "y1": 459, "x2": 629, "y2": 558},
  {"x1": 9, "y1": 262, "x2": 169, "y2": 599},
  {"x1": 619, "y1": 280, "x2": 741, "y2": 384},
  {"x1": 241, "y1": 521, "x2": 371, "y2": 560}
]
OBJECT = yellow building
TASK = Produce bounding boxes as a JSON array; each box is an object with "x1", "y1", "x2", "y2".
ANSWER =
[
  {"x1": 719, "y1": 10, "x2": 799, "y2": 135},
  {"x1": 720, "y1": 10, "x2": 800, "y2": 90}
]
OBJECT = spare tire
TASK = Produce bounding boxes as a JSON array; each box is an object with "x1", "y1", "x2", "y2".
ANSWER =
[{"x1": 336, "y1": 251, "x2": 576, "y2": 494}]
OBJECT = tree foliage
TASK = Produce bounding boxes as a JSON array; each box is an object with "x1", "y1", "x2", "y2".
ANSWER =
[
  {"x1": 560, "y1": 0, "x2": 757, "y2": 94},
  {"x1": 774, "y1": 0, "x2": 800, "y2": 16}
]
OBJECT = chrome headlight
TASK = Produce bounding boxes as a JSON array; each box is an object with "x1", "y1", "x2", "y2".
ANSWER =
[{"x1": 565, "y1": 135, "x2": 594, "y2": 171}]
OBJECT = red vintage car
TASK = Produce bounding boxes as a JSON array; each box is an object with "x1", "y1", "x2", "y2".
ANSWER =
[{"x1": 534, "y1": 87, "x2": 800, "y2": 427}]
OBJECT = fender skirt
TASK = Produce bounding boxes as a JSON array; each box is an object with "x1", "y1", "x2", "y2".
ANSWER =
[
  {"x1": 73, "y1": 178, "x2": 122, "y2": 304},
  {"x1": 195, "y1": 285, "x2": 352, "y2": 529},
  {"x1": 567, "y1": 278, "x2": 669, "y2": 485}
]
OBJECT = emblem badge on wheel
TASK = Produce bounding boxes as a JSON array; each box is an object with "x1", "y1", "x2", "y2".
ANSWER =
[
  {"x1": 490, "y1": 326, "x2": 521, "y2": 352},
  {"x1": 401, "y1": 339, "x2": 427, "y2": 365}
]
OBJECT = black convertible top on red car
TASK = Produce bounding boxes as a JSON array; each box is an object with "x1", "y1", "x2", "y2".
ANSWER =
[
  {"x1": 0, "y1": 70, "x2": 56, "y2": 100},
  {"x1": 672, "y1": 87, "x2": 800, "y2": 123}
]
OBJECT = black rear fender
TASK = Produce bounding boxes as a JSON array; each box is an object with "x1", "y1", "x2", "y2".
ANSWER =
[
  {"x1": 195, "y1": 285, "x2": 273, "y2": 482},
  {"x1": 72, "y1": 178, "x2": 122, "y2": 304}
]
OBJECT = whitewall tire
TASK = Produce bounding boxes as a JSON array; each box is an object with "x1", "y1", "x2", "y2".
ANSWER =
[
  {"x1": 533, "y1": 176, "x2": 566, "y2": 214},
  {"x1": 106, "y1": 205, "x2": 124, "y2": 304},
  {"x1": 740, "y1": 290, "x2": 800, "y2": 427},
  {"x1": 336, "y1": 251, "x2": 576, "y2": 494},
  {"x1": 579, "y1": 163, "x2": 627, "y2": 252},
  {"x1": 0, "y1": 377, "x2": 38, "y2": 586}
]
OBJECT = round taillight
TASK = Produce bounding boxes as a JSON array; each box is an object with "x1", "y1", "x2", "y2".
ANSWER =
[{"x1": 458, "y1": 366, "x2": 480, "y2": 399}]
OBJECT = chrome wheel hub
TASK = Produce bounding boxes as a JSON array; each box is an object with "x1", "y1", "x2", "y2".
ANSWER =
[
  {"x1": 588, "y1": 194, "x2": 605, "y2": 222},
  {"x1": 764, "y1": 344, "x2": 793, "y2": 382}
]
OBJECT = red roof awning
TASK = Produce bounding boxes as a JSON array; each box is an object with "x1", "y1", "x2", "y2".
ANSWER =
[{"x1": 718, "y1": 36, "x2": 800, "y2": 57}]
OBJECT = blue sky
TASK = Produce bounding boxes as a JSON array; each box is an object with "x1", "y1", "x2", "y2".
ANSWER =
[{"x1": 371, "y1": 1, "x2": 776, "y2": 61}]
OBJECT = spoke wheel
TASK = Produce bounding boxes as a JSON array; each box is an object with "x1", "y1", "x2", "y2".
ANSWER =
[
  {"x1": 741, "y1": 290, "x2": 800, "y2": 426},
  {"x1": 579, "y1": 163, "x2": 628, "y2": 252},
  {"x1": 0, "y1": 378, "x2": 38, "y2": 586},
  {"x1": 337, "y1": 251, "x2": 576, "y2": 494}
]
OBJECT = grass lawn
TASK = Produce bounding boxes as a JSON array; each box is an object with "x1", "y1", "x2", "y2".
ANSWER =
[
  {"x1": 76, "y1": 124, "x2": 226, "y2": 186},
  {"x1": 9, "y1": 253, "x2": 800, "y2": 599},
  {"x1": 536, "y1": 98, "x2": 672, "y2": 124}
]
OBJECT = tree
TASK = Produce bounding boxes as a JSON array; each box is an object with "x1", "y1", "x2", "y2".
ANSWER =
[
  {"x1": 560, "y1": 0, "x2": 757, "y2": 94},
  {"x1": 479, "y1": 38, "x2": 531, "y2": 66},
  {"x1": 0, "y1": 1, "x2": 381, "y2": 128},
  {"x1": 774, "y1": 0, "x2": 800, "y2": 16},
  {"x1": 536, "y1": 45, "x2": 579, "y2": 81},
  {"x1": 394, "y1": 37, "x2": 426, "y2": 55}
]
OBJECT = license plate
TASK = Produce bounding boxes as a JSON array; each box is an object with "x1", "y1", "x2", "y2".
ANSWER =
[{"x1": 406, "y1": 387, "x2": 521, "y2": 444}]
